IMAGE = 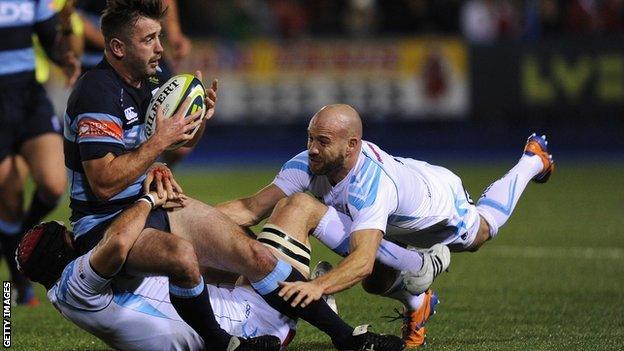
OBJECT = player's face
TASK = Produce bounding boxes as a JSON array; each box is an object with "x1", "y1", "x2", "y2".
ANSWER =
[
  {"x1": 307, "y1": 127, "x2": 347, "y2": 176},
  {"x1": 124, "y1": 17, "x2": 163, "y2": 78}
]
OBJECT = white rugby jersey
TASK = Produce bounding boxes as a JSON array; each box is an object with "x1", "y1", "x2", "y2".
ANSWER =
[
  {"x1": 48, "y1": 251, "x2": 295, "y2": 351},
  {"x1": 273, "y1": 141, "x2": 477, "y2": 247}
]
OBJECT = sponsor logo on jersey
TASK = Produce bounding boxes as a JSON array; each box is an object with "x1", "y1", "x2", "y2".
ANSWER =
[
  {"x1": 0, "y1": 2, "x2": 34, "y2": 25},
  {"x1": 124, "y1": 107, "x2": 138, "y2": 123},
  {"x1": 78, "y1": 118, "x2": 123, "y2": 140}
]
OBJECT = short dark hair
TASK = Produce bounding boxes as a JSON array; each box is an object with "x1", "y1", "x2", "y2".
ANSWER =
[{"x1": 101, "y1": 0, "x2": 167, "y2": 43}]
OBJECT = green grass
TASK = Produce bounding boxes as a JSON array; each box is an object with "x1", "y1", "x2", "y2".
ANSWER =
[{"x1": 8, "y1": 161, "x2": 624, "y2": 350}]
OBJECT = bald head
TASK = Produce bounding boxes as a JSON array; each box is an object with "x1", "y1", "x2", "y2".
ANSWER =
[
  {"x1": 307, "y1": 104, "x2": 363, "y2": 182},
  {"x1": 310, "y1": 104, "x2": 362, "y2": 140}
]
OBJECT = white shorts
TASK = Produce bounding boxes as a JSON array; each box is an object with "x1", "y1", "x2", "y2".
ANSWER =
[
  {"x1": 317, "y1": 164, "x2": 481, "y2": 251},
  {"x1": 207, "y1": 284, "x2": 297, "y2": 344}
]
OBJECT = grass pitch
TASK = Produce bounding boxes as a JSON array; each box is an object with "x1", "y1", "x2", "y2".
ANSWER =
[{"x1": 7, "y1": 161, "x2": 624, "y2": 350}]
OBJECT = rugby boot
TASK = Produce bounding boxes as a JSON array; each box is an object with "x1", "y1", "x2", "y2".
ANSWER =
[
  {"x1": 15, "y1": 282, "x2": 40, "y2": 307},
  {"x1": 332, "y1": 325, "x2": 405, "y2": 351},
  {"x1": 401, "y1": 244, "x2": 450, "y2": 295},
  {"x1": 310, "y1": 261, "x2": 338, "y2": 314},
  {"x1": 400, "y1": 290, "x2": 439, "y2": 348},
  {"x1": 523, "y1": 133, "x2": 554, "y2": 183},
  {"x1": 226, "y1": 335, "x2": 281, "y2": 351}
]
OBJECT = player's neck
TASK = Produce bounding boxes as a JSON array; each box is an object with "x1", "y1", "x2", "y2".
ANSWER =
[{"x1": 105, "y1": 54, "x2": 143, "y2": 88}]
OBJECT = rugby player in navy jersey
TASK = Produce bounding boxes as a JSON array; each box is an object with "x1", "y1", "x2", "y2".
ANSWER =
[
  {"x1": 0, "y1": 0, "x2": 80, "y2": 305},
  {"x1": 63, "y1": 0, "x2": 404, "y2": 350}
]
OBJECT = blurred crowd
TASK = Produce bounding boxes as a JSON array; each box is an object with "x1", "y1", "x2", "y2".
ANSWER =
[{"x1": 177, "y1": 0, "x2": 624, "y2": 42}]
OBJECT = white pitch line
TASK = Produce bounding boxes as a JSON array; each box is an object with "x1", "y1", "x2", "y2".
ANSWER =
[{"x1": 485, "y1": 245, "x2": 624, "y2": 260}]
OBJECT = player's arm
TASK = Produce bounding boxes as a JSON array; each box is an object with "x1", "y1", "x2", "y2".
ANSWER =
[
  {"x1": 216, "y1": 184, "x2": 287, "y2": 227},
  {"x1": 162, "y1": 0, "x2": 192, "y2": 61},
  {"x1": 34, "y1": 1, "x2": 80, "y2": 84},
  {"x1": 278, "y1": 229, "x2": 382, "y2": 307},
  {"x1": 83, "y1": 98, "x2": 201, "y2": 200},
  {"x1": 89, "y1": 190, "x2": 166, "y2": 277}
]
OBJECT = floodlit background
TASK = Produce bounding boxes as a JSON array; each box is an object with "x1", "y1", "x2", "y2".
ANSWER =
[{"x1": 14, "y1": 1, "x2": 624, "y2": 350}]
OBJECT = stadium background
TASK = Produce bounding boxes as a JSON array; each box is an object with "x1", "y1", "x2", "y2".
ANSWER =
[{"x1": 11, "y1": 1, "x2": 624, "y2": 350}]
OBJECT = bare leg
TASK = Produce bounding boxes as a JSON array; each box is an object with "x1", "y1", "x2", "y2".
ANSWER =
[
  {"x1": 167, "y1": 197, "x2": 277, "y2": 281},
  {"x1": 19, "y1": 133, "x2": 66, "y2": 231}
]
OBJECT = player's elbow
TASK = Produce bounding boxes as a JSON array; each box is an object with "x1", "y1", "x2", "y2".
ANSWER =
[
  {"x1": 354, "y1": 259, "x2": 375, "y2": 281},
  {"x1": 90, "y1": 183, "x2": 118, "y2": 201},
  {"x1": 103, "y1": 233, "x2": 133, "y2": 267}
]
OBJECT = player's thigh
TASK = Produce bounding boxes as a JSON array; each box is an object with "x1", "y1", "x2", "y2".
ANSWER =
[
  {"x1": 124, "y1": 228, "x2": 198, "y2": 278},
  {"x1": 167, "y1": 197, "x2": 275, "y2": 277},
  {"x1": 19, "y1": 133, "x2": 66, "y2": 194}
]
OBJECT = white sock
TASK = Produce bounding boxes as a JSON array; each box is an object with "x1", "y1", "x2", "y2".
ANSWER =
[
  {"x1": 476, "y1": 154, "x2": 543, "y2": 237},
  {"x1": 383, "y1": 273, "x2": 427, "y2": 310},
  {"x1": 377, "y1": 240, "x2": 423, "y2": 273}
]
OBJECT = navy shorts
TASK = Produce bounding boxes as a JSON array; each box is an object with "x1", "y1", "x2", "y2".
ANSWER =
[
  {"x1": 0, "y1": 81, "x2": 61, "y2": 161},
  {"x1": 75, "y1": 207, "x2": 171, "y2": 255}
]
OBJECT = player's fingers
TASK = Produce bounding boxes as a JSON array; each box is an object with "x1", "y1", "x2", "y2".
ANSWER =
[
  {"x1": 169, "y1": 175, "x2": 184, "y2": 194},
  {"x1": 143, "y1": 171, "x2": 154, "y2": 194},
  {"x1": 155, "y1": 172, "x2": 165, "y2": 198},
  {"x1": 185, "y1": 109, "x2": 203, "y2": 124},
  {"x1": 175, "y1": 96, "x2": 193, "y2": 120},
  {"x1": 163, "y1": 177, "x2": 176, "y2": 200},
  {"x1": 290, "y1": 289, "x2": 306, "y2": 308},
  {"x1": 301, "y1": 295, "x2": 316, "y2": 308},
  {"x1": 194, "y1": 70, "x2": 203, "y2": 82},
  {"x1": 211, "y1": 79, "x2": 218, "y2": 92},
  {"x1": 278, "y1": 283, "x2": 295, "y2": 299}
]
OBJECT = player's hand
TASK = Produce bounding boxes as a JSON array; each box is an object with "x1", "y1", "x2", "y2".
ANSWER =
[
  {"x1": 147, "y1": 190, "x2": 167, "y2": 207},
  {"x1": 153, "y1": 97, "x2": 202, "y2": 150},
  {"x1": 194, "y1": 71, "x2": 218, "y2": 122},
  {"x1": 278, "y1": 280, "x2": 325, "y2": 308},
  {"x1": 143, "y1": 163, "x2": 184, "y2": 201},
  {"x1": 62, "y1": 51, "x2": 81, "y2": 87},
  {"x1": 170, "y1": 33, "x2": 192, "y2": 62}
]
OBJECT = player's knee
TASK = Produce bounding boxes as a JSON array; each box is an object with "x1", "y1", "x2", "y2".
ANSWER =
[
  {"x1": 168, "y1": 239, "x2": 201, "y2": 284},
  {"x1": 37, "y1": 176, "x2": 66, "y2": 202},
  {"x1": 248, "y1": 240, "x2": 278, "y2": 275}
]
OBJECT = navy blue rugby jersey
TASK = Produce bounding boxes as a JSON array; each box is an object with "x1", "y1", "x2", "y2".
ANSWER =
[
  {"x1": 0, "y1": 0, "x2": 59, "y2": 86},
  {"x1": 64, "y1": 59, "x2": 169, "y2": 238}
]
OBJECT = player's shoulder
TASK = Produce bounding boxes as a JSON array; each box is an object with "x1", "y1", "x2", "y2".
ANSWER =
[
  {"x1": 67, "y1": 68, "x2": 122, "y2": 115},
  {"x1": 280, "y1": 150, "x2": 311, "y2": 174}
]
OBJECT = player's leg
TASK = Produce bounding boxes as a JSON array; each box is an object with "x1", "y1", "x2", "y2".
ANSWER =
[
  {"x1": 465, "y1": 134, "x2": 555, "y2": 251},
  {"x1": 19, "y1": 133, "x2": 66, "y2": 232},
  {"x1": 123, "y1": 227, "x2": 260, "y2": 350},
  {"x1": 167, "y1": 198, "x2": 400, "y2": 349},
  {"x1": 18, "y1": 84, "x2": 66, "y2": 233},
  {"x1": 0, "y1": 156, "x2": 34, "y2": 304}
]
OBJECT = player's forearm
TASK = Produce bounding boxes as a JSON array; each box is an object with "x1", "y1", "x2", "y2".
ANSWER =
[
  {"x1": 315, "y1": 252, "x2": 374, "y2": 295},
  {"x1": 89, "y1": 139, "x2": 167, "y2": 200},
  {"x1": 216, "y1": 199, "x2": 260, "y2": 227},
  {"x1": 162, "y1": 0, "x2": 183, "y2": 37},
  {"x1": 91, "y1": 200, "x2": 152, "y2": 277},
  {"x1": 80, "y1": 13, "x2": 105, "y2": 49}
]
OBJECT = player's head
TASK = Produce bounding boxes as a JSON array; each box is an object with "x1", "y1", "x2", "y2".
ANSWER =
[
  {"x1": 16, "y1": 222, "x2": 78, "y2": 290},
  {"x1": 307, "y1": 104, "x2": 362, "y2": 177},
  {"x1": 101, "y1": 0, "x2": 167, "y2": 78}
]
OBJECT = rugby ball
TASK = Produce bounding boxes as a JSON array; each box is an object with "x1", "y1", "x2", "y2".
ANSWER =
[{"x1": 144, "y1": 74, "x2": 205, "y2": 150}]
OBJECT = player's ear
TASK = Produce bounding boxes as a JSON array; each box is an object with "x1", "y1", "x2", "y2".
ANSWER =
[{"x1": 109, "y1": 38, "x2": 125, "y2": 59}]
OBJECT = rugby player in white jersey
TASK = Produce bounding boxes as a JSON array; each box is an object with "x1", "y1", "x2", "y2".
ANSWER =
[
  {"x1": 217, "y1": 104, "x2": 554, "y2": 347},
  {"x1": 16, "y1": 168, "x2": 404, "y2": 351}
]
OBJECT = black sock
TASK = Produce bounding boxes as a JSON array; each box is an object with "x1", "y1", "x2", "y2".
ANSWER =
[
  {"x1": 21, "y1": 190, "x2": 58, "y2": 233},
  {"x1": 256, "y1": 265, "x2": 354, "y2": 345},
  {"x1": 169, "y1": 279, "x2": 232, "y2": 349}
]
